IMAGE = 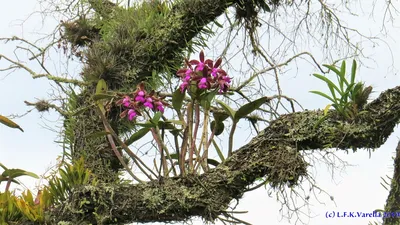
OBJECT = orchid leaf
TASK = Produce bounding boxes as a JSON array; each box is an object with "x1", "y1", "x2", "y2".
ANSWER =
[
  {"x1": 213, "y1": 111, "x2": 230, "y2": 123},
  {"x1": 2, "y1": 168, "x2": 39, "y2": 180},
  {"x1": 206, "y1": 158, "x2": 220, "y2": 167},
  {"x1": 212, "y1": 139, "x2": 225, "y2": 162},
  {"x1": 200, "y1": 91, "x2": 217, "y2": 110},
  {"x1": 95, "y1": 79, "x2": 108, "y2": 94},
  {"x1": 167, "y1": 120, "x2": 185, "y2": 126},
  {"x1": 169, "y1": 153, "x2": 179, "y2": 160},
  {"x1": 216, "y1": 100, "x2": 236, "y2": 119},
  {"x1": 157, "y1": 121, "x2": 177, "y2": 130},
  {"x1": 125, "y1": 127, "x2": 150, "y2": 146},
  {"x1": 150, "y1": 112, "x2": 162, "y2": 125},
  {"x1": 234, "y1": 97, "x2": 269, "y2": 123},
  {"x1": 92, "y1": 93, "x2": 114, "y2": 101},
  {"x1": 351, "y1": 60, "x2": 357, "y2": 84},
  {"x1": 135, "y1": 122, "x2": 156, "y2": 128},
  {"x1": 323, "y1": 64, "x2": 341, "y2": 76},
  {"x1": 309, "y1": 91, "x2": 336, "y2": 103},
  {"x1": 210, "y1": 120, "x2": 224, "y2": 136},
  {"x1": 313, "y1": 74, "x2": 342, "y2": 95},
  {"x1": 172, "y1": 88, "x2": 185, "y2": 113}
]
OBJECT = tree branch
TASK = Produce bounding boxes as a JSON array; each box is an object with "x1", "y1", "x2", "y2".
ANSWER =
[
  {"x1": 383, "y1": 141, "x2": 400, "y2": 225},
  {"x1": 47, "y1": 85, "x2": 400, "y2": 224}
]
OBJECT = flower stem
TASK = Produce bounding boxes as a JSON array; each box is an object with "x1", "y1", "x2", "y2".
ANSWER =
[
  {"x1": 187, "y1": 101, "x2": 194, "y2": 173},
  {"x1": 153, "y1": 126, "x2": 177, "y2": 177},
  {"x1": 201, "y1": 109, "x2": 210, "y2": 171},
  {"x1": 191, "y1": 102, "x2": 200, "y2": 171},
  {"x1": 151, "y1": 128, "x2": 168, "y2": 177}
]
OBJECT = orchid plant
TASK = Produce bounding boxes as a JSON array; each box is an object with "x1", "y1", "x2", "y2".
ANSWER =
[
  {"x1": 310, "y1": 60, "x2": 372, "y2": 120},
  {"x1": 94, "y1": 51, "x2": 267, "y2": 178}
]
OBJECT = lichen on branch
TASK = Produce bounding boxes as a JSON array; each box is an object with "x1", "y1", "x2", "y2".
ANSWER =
[{"x1": 48, "y1": 85, "x2": 400, "y2": 224}]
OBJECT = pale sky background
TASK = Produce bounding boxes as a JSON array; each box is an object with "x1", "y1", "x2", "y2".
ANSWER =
[{"x1": 0, "y1": 1, "x2": 399, "y2": 225}]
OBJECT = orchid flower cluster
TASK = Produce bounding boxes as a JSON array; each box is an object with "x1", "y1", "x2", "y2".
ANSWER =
[
  {"x1": 177, "y1": 51, "x2": 231, "y2": 94},
  {"x1": 116, "y1": 83, "x2": 168, "y2": 121}
]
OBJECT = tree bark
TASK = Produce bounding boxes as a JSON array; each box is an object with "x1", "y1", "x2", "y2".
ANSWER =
[
  {"x1": 383, "y1": 141, "x2": 400, "y2": 225},
  {"x1": 47, "y1": 85, "x2": 400, "y2": 224}
]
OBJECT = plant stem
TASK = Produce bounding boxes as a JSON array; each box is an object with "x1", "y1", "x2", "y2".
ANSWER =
[
  {"x1": 190, "y1": 102, "x2": 200, "y2": 171},
  {"x1": 201, "y1": 109, "x2": 210, "y2": 171},
  {"x1": 153, "y1": 127, "x2": 177, "y2": 177},
  {"x1": 96, "y1": 106, "x2": 157, "y2": 179},
  {"x1": 205, "y1": 122, "x2": 216, "y2": 158},
  {"x1": 228, "y1": 122, "x2": 237, "y2": 157},
  {"x1": 151, "y1": 128, "x2": 168, "y2": 177},
  {"x1": 188, "y1": 101, "x2": 194, "y2": 172},
  {"x1": 180, "y1": 102, "x2": 192, "y2": 175},
  {"x1": 174, "y1": 134, "x2": 181, "y2": 169},
  {"x1": 5, "y1": 178, "x2": 11, "y2": 192},
  {"x1": 105, "y1": 130, "x2": 144, "y2": 183}
]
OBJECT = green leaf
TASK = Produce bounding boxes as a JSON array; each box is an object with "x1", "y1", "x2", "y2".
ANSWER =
[
  {"x1": 92, "y1": 93, "x2": 114, "y2": 101},
  {"x1": 323, "y1": 64, "x2": 341, "y2": 77},
  {"x1": 169, "y1": 153, "x2": 179, "y2": 160},
  {"x1": 168, "y1": 120, "x2": 185, "y2": 126},
  {"x1": 200, "y1": 91, "x2": 217, "y2": 110},
  {"x1": 313, "y1": 74, "x2": 342, "y2": 95},
  {"x1": 351, "y1": 60, "x2": 357, "y2": 84},
  {"x1": 0, "y1": 115, "x2": 24, "y2": 132},
  {"x1": 84, "y1": 131, "x2": 110, "y2": 139},
  {"x1": 169, "y1": 129, "x2": 182, "y2": 136},
  {"x1": 214, "y1": 20, "x2": 223, "y2": 28},
  {"x1": 157, "y1": 121, "x2": 176, "y2": 130},
  {"x1": 212, "y1": 139, "x2": 225, "y2": 162},
  {"x1": 206, "y1": 158, "x2": 220, "y2": 167},
  {"x1": 258, "y1": 1, "x2": 271, "y2": 12},
  {"x1": 310, "y1": 91, "x2": 336, "y2": 103},
  {"x1": 340, "y1": 83, "x2": 356, "y2": 104},
  {"x1": 71, "y1": 105, "x2": 92, "y2": 116},
  {"x1": 234, "y1": 96, "x2": 269, "y2": 122},
  {"x1": 95, "y1": 79, "x2": 108, "y2": 94},
  {"x1": 216, "y1": 100, "x2": 236, "y2": 119},
  {"x1": 150, "y1": 112, "x2": 162, "y2": 125},
  {"x1": 2, "y1": 169, "x2": 39, "y2": 180},
  {"x1": 350, "y1": 82, "x2": 364, "y2": 101},
  {"x1": 95, "y1": 79, "x2": 108, "y2": 114},
  {"x1": 0, "y1": 163, "x2": 8, "y2": 171},
  {"x1": 338, "y1": 61, "x2": 350, "y2": 90},
  {"x1": 323, "y1": 104, "x2": 331, "y2": 116},
  {"x1": 172, "y1": 88, "x2": 185, "y2": 113},
  {"x1": 210, "y1": 120, "x2": 224, "y2": 136},
  {"x1": 188, "y1": 81, "x2": 202, "y2": 99},
  {"x1": 340, "y1": 60, "x2": 346, "y2": 77},
  {"x1": 135, "y1": 122, "x2": 156, "y2": 128},
  {"x1": 125, "y1": 128, "x2": 151, "y2": 146},
  {"x1": 213, "y1": 111, "x2": 230, "y2": 123}
]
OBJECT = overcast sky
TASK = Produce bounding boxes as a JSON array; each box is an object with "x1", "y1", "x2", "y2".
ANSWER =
[{"x1": 0, "y1": 1, "x2": 399, "y2": 225}]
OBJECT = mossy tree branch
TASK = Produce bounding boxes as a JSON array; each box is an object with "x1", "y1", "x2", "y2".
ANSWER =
[
  {"x1": 47, "y1": 85, "x2": 400, "y2": 224},
  {"x1": 383, "y1": 141, "x2": 400, "y2": 225}
]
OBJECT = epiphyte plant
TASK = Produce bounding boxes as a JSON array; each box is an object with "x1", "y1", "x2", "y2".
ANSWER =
[{"x1": 310, "y1": 60, "x2": 372, "y2": 120}]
